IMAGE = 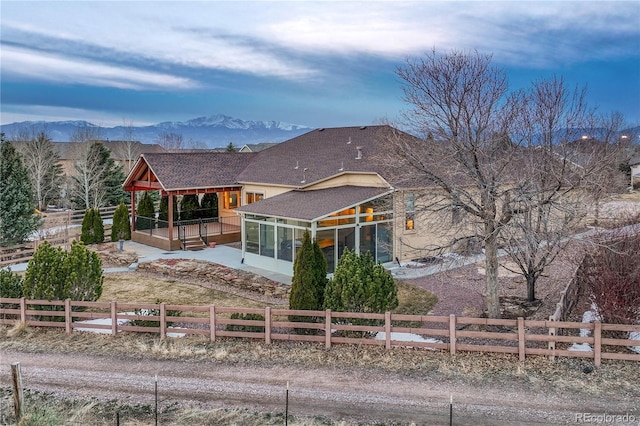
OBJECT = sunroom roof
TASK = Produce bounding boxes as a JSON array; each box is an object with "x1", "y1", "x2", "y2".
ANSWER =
[{"x1": 235, "y1": 185, "x2": 393, "y2": 222}]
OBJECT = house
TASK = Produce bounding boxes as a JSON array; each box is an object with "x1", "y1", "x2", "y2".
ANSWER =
[
  {"x1": 123, "y1": 125, "x2": 442, "y2": 276},
  {"x1": 238, "y1": 142, "x2": 279, "y2": 152}
]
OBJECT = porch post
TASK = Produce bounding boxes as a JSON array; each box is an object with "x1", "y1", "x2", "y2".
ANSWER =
[
  {"x1": 168, "y1": 193, "x2": 174, "y2": 244},
  {"x1": 130, "y1": 191, "x2": 137, "y2": 231}
]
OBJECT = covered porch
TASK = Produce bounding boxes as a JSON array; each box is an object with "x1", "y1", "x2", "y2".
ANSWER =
[{"x1": 123, "y1": 152, "x2": 256, "y2": 251}]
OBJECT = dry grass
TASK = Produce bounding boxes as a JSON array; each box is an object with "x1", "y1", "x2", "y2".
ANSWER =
[
  {"x1": 1, "y1": 325, "x2": 638, "y2": 400},
  {"x1": 101, "y1": 273, "x2": 267, "y2": 308},
  {"x1": 394, "y1": 280, "x2": 438, "y2": 315}
]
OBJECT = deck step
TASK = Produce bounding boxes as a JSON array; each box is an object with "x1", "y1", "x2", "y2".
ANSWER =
[{"x1": 182, "y1": 236, "x2": 206, "y2": 251}]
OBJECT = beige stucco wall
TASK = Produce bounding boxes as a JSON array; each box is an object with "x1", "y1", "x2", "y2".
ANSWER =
[{"x1": 307, "y1": 173, "x2": 388, "y2": 190}]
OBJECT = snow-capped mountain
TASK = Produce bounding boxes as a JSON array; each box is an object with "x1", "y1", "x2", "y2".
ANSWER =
[{"x1": 0, "y1": 114, "x2": 312, "y2": 148}]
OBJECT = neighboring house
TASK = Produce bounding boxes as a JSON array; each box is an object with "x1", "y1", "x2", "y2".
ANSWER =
[
  {"x1": 631, "y1": 156, "x2": 640, "y2": 189},
  {"x1": 52, "y1": 140, "x2": 165, "y2": 176},
  {"x1": 123, "y1": 126, "x2": 445, "y2": 276},
  {"x1": 238, "y1": 142, "x2": 279, "y2": 152}
]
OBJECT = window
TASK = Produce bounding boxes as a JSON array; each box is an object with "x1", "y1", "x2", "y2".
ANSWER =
[
  {"x1": 246, "y1": 222, "x2": 259, "y2": 254},
  {"x1": 246, "y1": 192, "x2": 264, "y2": 205},
  {"x1": 404, "y1": 192, "x2": 415, "y2": 230},
  {"x1": 224, "y1": 192, "x2": 238, "y2": 209}
]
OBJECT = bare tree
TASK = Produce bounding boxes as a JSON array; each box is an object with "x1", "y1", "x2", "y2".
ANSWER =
[
  {"x1": 112, "y1": 119, "x2": 141, "y2": 172},
  {"x1": 387, "y1": 50, "x2": 609, "y2": 317},
  {"x1": 156, "y1": 131, "x2": 184, "y2": 152},
  {"x1": 13, "y1": 128, "x2": 64, "y2": 211},
  {"x1": 70, "y1": 125, "x2": 107, "y2": 209}
]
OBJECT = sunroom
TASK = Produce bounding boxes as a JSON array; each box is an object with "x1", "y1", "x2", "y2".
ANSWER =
[{"x1": 235, "y1": 185, "x2": 395, "y2": 276}]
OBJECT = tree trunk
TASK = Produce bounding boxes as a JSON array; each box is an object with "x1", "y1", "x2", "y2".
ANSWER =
[
  {"x1": 526, "y1": 275, "x2": 536, "y2": 302},
  {"x1": 484, "y1": 231, "x2": 501, "y2": 318}
]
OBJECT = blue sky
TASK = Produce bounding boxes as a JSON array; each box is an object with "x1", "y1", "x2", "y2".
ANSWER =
[{"x1": 1, "y1": 1, "x2": 639, "y2": 129}]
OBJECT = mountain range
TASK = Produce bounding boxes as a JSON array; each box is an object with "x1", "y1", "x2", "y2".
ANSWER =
[
  {"x1": 1, "y1": 115, "x2": 638, "y2": 149},
  {"x1": 0, "y1": 114, "x2": 312, "y2": 148}
]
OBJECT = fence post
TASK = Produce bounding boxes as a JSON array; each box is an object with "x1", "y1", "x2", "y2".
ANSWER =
[
  {"x1": 11, "y1": 362, "x2": 24, "y2": 423},
  {"x1": 19, "y1": 298, "x2": 26, "y2": 323},
  {"x1": 384, "y1": 311, "x2": 391, "y2": 350},
  {"x1": 594, "y1": 321, "x2": 602, "y2": 367},
  {"x1": 111, "y1": 301, "x2": 117, "y2": 335},
  {"x1": 65, "y1": 299, "x2": 72, "y2": 334},
  {"x1": 325, "y1": 310, "x2": 332, "y2": 349},
  {"x1": 265, "y1": 307, "x2": 271, "y2": 344},
  {"x1": 210, "y1": 305, "x2": 216, "y2": 342},
  {"x1": 548, "y1": 316, "x2": 556, "y2": 361},
  {"x1": 517, "y1": 317, "x2": 525, "y2": 362},
  {"x1": 449, "y1": 314, "x2": 456, "y2": 356},
  {"x1": 159, "y1": 303, "x2": 166, "y2": 339}
]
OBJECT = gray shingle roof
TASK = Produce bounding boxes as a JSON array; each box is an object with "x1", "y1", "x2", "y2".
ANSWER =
[
  {"x1": 236, "y1": 125, "x2": 414, "y2": 188},
  {"x1": 235, "y1": 186, "x2": 393, "y2": 221},
  {"x1": 141, "y1": 152, "x2": 257, "y2": 191}
]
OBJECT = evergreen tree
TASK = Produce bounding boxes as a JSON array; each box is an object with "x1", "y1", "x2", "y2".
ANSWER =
[
  {"x1": 158, "y1": 195, "x2": 178, "y2": 228},
  {"x1": 180, "y1": 194, "x2": 200, "y2": 221},
  {"x1": 0, "y1": 134, "x2": 41, "y2": 246},
  {"x1": 136, "y1": 191, "x2": 155, "y2": 230},
  {"x1": 0, "y1": 268, "x2": 23, "y2": 299},
  {"x1": 23, "y1": 241, "x2": 66, "y2": 300},
  {"x1": 289, "y1": 231, "x2": 327, "y2": 332},
  {"x1": 324, "y1": 248, "x2": 398, "y2": 321},
  {"x1": 226, "y1": 142, "x2": 237, "y2": 152},
  {"x1": 80, "y1": 208, "x2": 105, "y2": 245},
  {"x1": 110, "y1": 201, "x2": 131, "y2": 241},
  {"x1": 200, "y1": 193, "x2": 218, "y2": 219},
  {"x1": 23, "y1": 241, "x2": 103, "y2": 302},
  {"x1": 63, "y1": 241, "x2": 103, "y2": 301}
]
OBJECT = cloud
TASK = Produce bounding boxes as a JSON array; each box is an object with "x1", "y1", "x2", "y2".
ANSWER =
[
  {"x1": 2, "y1": 45, "x2": 196, "y2": 90},
  {"x1": 2, "y1": 1, "x2": 638, "y2": 87},
  {"x1": 0, "y1": 105, "x2": 151, "y2": 128}
]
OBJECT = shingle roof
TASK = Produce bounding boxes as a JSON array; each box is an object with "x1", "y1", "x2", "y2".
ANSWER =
[
  {"x1": 235, "y1": 186, "x2": 393, "y2": 221},
  {"x1": 236, "y1": 125, "x2": 416, "y2": 188},
  {"x1": 141, "y1": 152, "x2": 257, "y2": 191}
]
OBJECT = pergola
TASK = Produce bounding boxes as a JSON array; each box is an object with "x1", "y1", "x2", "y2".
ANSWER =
[{"x1": 123, "y1": 152, "x2": 255, "y2": 250}]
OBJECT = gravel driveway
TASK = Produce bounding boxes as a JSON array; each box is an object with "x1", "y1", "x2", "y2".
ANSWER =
[{"x1": 2, "y1": 349, "x2": 636, "y2": 425}]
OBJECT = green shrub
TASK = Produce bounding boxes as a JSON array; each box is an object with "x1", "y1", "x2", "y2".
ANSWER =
[
  {"x1": 0, "y1": 267, "x2": 23, "y2": 298},
  {"x1": 110, "y1": 201, "x2": 131, "y2": 241},
  {"x1": 226, "y1": 313, "x2": 265, "y2": 333},
  {"x1": 324, "y1": 248, "x2": 398, "y2": 335},
  {"x1": 200, "y1": 193, "x2": 218, "y2": 219},
  {"x1": 158, "y1": 196, "x2": 178, "y2": 228},
  {"x1": 23, "y1": 241, "x2": 103, "y2": 302},
  {"x1": 135, "y1": 191, "x2": 155, "y2": 230},
  {"x1": 179, "y1": 194, "x2": 200, "y2": 221},
  {"x1": 80, "y1": 208, "x2": 104, "y2": 245},
  {"x1": 289, "y1": 230, "x2": 327, "y2": 334}
]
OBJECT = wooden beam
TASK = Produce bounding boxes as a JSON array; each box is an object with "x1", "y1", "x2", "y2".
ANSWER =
[
  {"x1": 162, "y1": 187, "x2": 242, "y2": 196},
  {"x1": 125, "y1": 181, "x2": 163, "y2": 191}
]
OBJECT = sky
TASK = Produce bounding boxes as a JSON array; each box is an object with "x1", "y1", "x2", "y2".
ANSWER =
[{"x1": 1, "y1": 1, "x2": 639, "y2": 129}]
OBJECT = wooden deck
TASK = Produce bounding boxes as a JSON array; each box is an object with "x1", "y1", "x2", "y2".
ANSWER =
[{"x1": 132, "y1": 217, "x2": 241, "y2": 251}]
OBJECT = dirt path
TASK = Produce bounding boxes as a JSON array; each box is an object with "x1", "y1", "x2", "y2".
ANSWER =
[{"x1": 1, "y1": 349, "x2": 636, "y2": 425}]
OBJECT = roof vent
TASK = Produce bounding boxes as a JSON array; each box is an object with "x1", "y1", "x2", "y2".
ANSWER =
[
  {"x1": 339, "y1": 161, "x2": 344, "y2": 172},
  {"x1": 301, "y1": 168, "x2": 308, "y2": 183},
  {"x1": 318, "y1": 128, "x2": 325, "y2": 132},
  {"x1": 347, "y1": 137, "x2": 352, "y2": 144},
  {"x1": 360, "y1": 126, "x2": 367, "y2": 130},
  {"x1": 294, "y1": 160, "x2": 299, "y2": 170},
  {"x1": 355, "y1": 146, "x2": 363, "y2": 160}
]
